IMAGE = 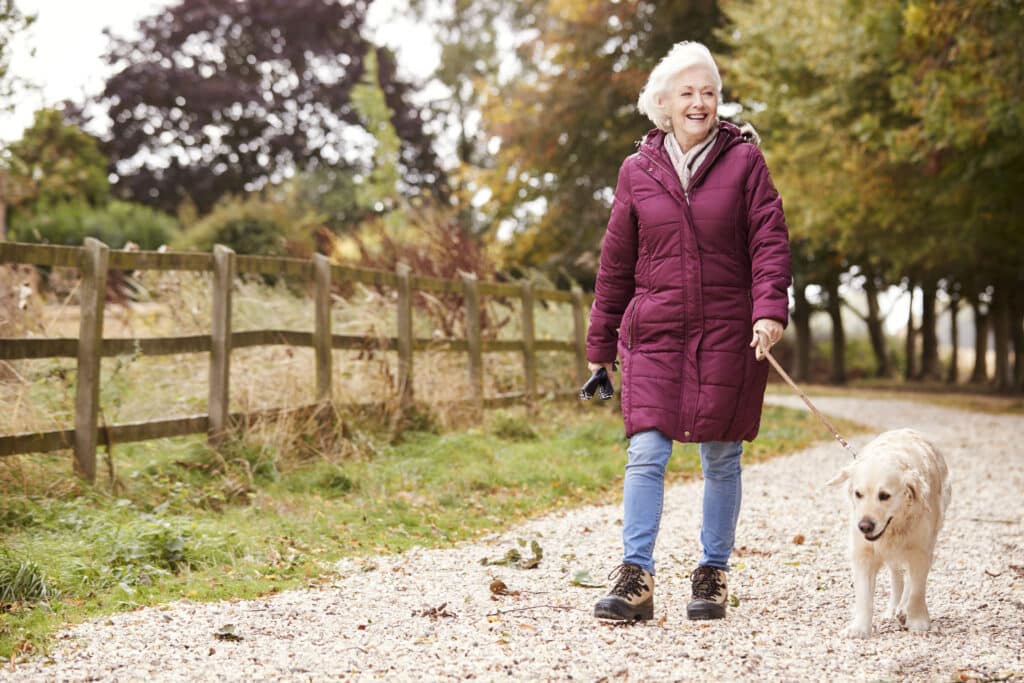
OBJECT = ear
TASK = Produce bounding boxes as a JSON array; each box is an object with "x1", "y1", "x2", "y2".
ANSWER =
[
  {"x1": 825, "y1": 465, "x2": 851, "y2": 489},
  {"x1": 904, "y1": 470, "x2": 931, "y2": 512}
]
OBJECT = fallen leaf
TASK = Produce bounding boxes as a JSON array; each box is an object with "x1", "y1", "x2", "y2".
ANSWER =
[
  {"x1": 489, "y1": 579, "x2": 520, "y2": 596},
  {"x1": 480, "y1": 549, "x2": 522, "y2": 566},
  {"x1": 213, "y1": 624, "x2": 243, "y2": 642},
  {"x1": 792, "y1": 534, "x2": 805, "y2": 545},
  {"x1": 415, "y1": 602, "x2": 457, "y2": 619},
  {"x1": 570, "y1": 570, "x2": 605, "y2": 588}
]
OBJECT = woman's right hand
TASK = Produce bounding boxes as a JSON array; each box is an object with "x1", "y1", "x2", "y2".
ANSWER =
[{"x1": 588, "y1": 361, "x2": 616, "y2": 375}]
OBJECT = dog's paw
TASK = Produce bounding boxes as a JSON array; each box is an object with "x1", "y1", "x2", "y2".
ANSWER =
[
  {"x1": 889, "y1": 609, "x2": 906, "y2": 626},
  {"x1": 843, "y1": 622, "x2": 872, "y2": 639},
  {"x1": 906, "y1": 616, "x2": 930, "y2": 632}
]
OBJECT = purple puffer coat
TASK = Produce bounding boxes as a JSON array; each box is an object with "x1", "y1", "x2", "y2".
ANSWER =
[{"x1": 586, "y1": 121, "x2": 791, "y2": 443}]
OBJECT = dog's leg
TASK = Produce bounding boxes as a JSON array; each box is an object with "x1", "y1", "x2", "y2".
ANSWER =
[
  {"x1": 903, "y1": 553, "x2": 932, "y2": 632},
  {"x1": 845, "y1": 550, "x2": 879, "y2": 638},
  {"x1": 885, "y1": 566, "x2": 905, "y2": 623}
]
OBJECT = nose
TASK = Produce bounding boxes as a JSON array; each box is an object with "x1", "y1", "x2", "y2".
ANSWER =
[{"x1": 858, "y1": 519, "x2": 875, "y2": 534}]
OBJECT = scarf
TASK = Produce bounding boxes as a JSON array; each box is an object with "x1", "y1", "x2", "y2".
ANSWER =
[{"x1": 664, "y1": 126, "x2": 718, "y2": 197}]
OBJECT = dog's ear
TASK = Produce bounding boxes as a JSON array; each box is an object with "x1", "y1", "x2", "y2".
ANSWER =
[
  {"x1": 904, "y1": 469, "x2": 932, "y2": 512},
  {"x1": 825, "y1": 465, "x2": 851, "y2": 489}
]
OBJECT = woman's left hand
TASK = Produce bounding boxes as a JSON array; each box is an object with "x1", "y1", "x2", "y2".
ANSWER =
[{"x1": 750, "y1": 318, "x2": 784, "y2": 361}]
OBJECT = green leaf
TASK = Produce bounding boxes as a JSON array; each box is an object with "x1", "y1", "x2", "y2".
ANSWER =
[{"x1": 570, "y1": 570, "x2": 604, "y2": 588}]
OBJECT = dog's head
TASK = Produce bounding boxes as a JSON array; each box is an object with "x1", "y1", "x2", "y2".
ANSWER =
[{"x1": 827, "y1": 458, "x2": 930, "y2": 543}]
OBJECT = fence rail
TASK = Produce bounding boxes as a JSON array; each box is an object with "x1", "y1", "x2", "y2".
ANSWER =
[{"x1": 0, "y1": 240, "x2": 593, "y2": 479}]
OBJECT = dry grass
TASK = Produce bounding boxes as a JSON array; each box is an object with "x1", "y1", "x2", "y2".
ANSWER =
[{"x1": 0, "y1": 267, "x2": 584, "y2": 440}]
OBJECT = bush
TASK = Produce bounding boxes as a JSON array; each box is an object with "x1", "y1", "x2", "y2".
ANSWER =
[
  {"x1": 176, "y1": 194, "x2": 318, "y2": 257},
  {"x1": 10, "y1": 200, "x2": 181, "y2": 250}
]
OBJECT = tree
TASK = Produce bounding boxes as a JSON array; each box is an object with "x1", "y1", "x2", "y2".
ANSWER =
[
  {"x1": 5, "y1": 108, "x2": 111, "y2": 238},
  {"x1": 0, "y1": 0, "x2": 37, "y2": 238},
  {"x1": 890, "y1": 0, "x2": 1024, "y2": 389},
  {"x1": 0, "y1": 0, "x2": 33, "y2": 111},
  {"x1": 86, "y1": 0, "x2": 444, "y2": 214},
  {"x1": 720, "y1": 0, "x2": 997, "y2": 384},
  {"x1": 478, "y1": 1, "x2": 727, "y2": 285}
]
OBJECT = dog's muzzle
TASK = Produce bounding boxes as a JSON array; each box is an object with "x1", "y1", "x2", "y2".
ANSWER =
[{"x1": 860, "y1": 516, "x2": 893, "y2": 542}]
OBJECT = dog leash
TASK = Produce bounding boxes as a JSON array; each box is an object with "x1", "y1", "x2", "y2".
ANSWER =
[{"x1": 761, "y1": 344, "x2": 858, "y2": 459}]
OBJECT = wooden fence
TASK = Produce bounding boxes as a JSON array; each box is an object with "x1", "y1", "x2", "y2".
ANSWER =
[{"x1": 0, "y1": 239, "x2": 594, "y2": 481}]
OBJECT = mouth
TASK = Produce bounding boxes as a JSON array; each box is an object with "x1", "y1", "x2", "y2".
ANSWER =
[
  {"x1": 686, "y1": 114, "x2": 708, "y2": 121},
  {"x1": 864, "y1": 517, "x2": 893, "y2": 542}
]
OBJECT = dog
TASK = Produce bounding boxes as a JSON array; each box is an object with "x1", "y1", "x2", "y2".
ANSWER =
[{"x1": 827, "y1": 428, "x2": 951, "y2": 638}]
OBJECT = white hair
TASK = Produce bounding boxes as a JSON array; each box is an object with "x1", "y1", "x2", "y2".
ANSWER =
[{"x1": 637, "y1": 41, "x2": 722, "y2": 132}]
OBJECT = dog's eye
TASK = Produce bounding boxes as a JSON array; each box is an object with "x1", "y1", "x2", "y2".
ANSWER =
[
  {"x1": 878, "y1": 492, "x2": 891, "y2": 501},
  {"x1": 854, "y1": 490, "x2": 863, "y2": 499}
]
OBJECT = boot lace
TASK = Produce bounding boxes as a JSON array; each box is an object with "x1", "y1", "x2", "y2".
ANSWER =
[
  {"x1": 607, "y1": 563, "x2": 647, "y2": 599},
  {"x1": 690, "y1": 565, "x2": 724, "y2": 601}
]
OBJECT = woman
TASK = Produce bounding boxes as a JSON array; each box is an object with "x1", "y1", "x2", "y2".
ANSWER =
[{"x1": 587, "y1": 41, "x2": 791, "y2": 621}]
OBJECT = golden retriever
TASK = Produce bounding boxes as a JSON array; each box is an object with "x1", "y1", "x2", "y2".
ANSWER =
[{"x1": 828, "y1": 428, "x2": 951, "y2": 638}]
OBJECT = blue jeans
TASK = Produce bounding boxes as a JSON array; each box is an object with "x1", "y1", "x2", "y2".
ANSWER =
[{"x1": 622, "y1": 430, "x2": 742, "y2": 575}]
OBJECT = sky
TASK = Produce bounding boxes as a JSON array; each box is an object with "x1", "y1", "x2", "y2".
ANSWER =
[{"x1": 1, "y1": 0, "x2": 439, "y2": 142}]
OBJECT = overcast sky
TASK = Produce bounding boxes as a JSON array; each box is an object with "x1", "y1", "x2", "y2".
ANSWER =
[{"x1": 1, "y1": 0, "x2": 439, "y2": 142}]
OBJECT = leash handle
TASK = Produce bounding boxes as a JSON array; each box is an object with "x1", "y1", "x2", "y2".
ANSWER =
[{"x1": 761, "y1": 344, "x2": 857, "y2": 458}]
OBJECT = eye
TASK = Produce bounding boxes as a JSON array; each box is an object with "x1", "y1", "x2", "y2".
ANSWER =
[
  {"x1": 854, "y1": 491, "x2": 863, "y2": 499},
  {"x1": 878, "y1": 492, "x2": 891, "y2": 501}
]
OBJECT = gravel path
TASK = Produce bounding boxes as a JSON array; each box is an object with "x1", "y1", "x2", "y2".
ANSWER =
[{"x1": 4, "y1": 396, "x2": 1023, "y2": 682}]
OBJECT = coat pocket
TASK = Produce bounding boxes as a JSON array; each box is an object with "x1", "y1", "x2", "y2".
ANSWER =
[{"x1": 621, "y1": 292, "x2": 646, "y2": 349}]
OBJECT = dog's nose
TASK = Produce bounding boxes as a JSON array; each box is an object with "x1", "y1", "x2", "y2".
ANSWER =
[{"x1": 858, "y1": 519, "x2": 875, "y2": 534}]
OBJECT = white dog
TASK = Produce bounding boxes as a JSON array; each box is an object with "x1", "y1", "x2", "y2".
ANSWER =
[{"x1": 828, "y1": 428, "x2": 951, "y2": 638}]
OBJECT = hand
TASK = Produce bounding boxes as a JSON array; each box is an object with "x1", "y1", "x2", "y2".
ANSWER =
[
  {"x1": 750, "y1": 318, "x2": 783, "y2": 361},
  {"x1": 588, "y1": 361, "x2": 616, "y2": 375}
]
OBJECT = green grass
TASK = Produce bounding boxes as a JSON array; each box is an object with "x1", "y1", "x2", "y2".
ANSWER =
[{"x1": 0, "y1": 399, "x2": 867, "y2": 659}]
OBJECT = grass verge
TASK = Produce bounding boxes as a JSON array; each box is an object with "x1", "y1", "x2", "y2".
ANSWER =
[
  {"x1": 0, "y1": 399, "x2": 866, "y2": 660},
  {"x1": 767, "y1": 380, "x2": 1024, "y2": 415}
]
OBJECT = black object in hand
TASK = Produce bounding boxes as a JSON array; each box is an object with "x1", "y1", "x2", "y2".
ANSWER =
[{"x1": 579, "y1": 367, "x2": 615, "y2": 401}]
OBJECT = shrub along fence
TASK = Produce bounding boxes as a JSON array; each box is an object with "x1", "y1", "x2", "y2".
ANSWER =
[{"x1": 0, "y1": 239, "x2": 594, "y2": 481}]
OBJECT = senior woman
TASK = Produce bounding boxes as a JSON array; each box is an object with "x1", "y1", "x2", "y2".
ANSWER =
[{"x1": 587, "y1": 41, "x2": 791, "y2": 621}]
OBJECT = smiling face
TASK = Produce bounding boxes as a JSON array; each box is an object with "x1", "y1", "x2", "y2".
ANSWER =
[
  {"x1": 848, "y1": 462, "x2": 909, "y2": 542},
  {"x1": 665, "y1": 65, "x2": 719, "y2": 151}
]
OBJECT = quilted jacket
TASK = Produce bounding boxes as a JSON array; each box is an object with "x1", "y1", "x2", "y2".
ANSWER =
[{"x1": 586, "y1": 120, "x2": 791, "y2": 442}]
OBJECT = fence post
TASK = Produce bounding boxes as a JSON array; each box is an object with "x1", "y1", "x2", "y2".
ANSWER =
[
  {"x1": 313, "y1": 254, "x2": 333, "y2": 404},
  {"x1": 395, "y1": 263, "x2": 414, "y2": 413},
  {"x1": 462, "y1": 273, "x2": 484, "y2": 413},
  {"x1": 571, "y1": 287, "x2": 588, "y2": 385},
  {"x1": 73, "y1": 237, "x2": 109, "y2": 482},
  {"x1": 520, "y1": 280, "x2": 537, "y2": 411},
  {"x1": 209, "y1": 244, "x2": 235, "y2": 445}
]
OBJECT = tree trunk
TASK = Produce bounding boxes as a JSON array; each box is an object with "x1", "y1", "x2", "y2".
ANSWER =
[
  {"x1": 969, "y1": 293, "x2": 989, "y2": 384},
  {"x1": 904, "y1": 283, "x2": 916, "y2": 381},
  {"x1": 0, "y1": 201, "x2": 6, "y2": 241},
  {"x1": 826, "y1": 275, "x2": 846, "y2": 384},
  {"x1": 791, "y1": 278, "x2": 813, "y2": 382},
  {"x1": 1011, "y1": 286, "x2": 1024, "y2": 391},
  {"x1": 863, "y1": 270, "x2": 889, "y2": 377},
  {"x1": 917, "y1": 279, "x2": 941, "y2": 380},
  {"x1": 946, "y1": 292, "x2": 960, "y2": 384},
  {"x1": 991, "y1": 284, "x2": 1012, "y2": 392}
]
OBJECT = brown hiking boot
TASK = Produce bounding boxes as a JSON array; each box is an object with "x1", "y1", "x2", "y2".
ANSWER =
[
  {"x1": 593, "y1": 563, "x2": 654, "y2": 621},
  {"x1": 687, "y1": 565, "x2": 728, "y2": 620}
]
